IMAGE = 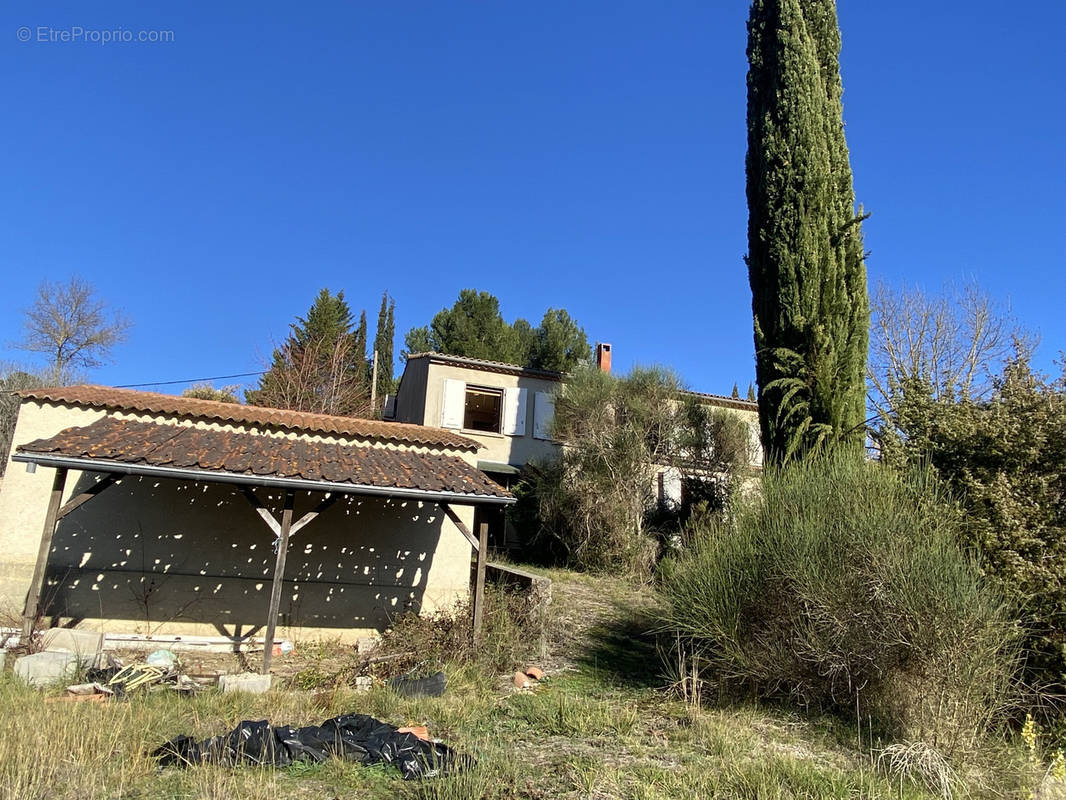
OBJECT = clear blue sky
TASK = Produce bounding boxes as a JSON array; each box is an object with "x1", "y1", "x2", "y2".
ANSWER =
[{"x1": 2, "y1": 2, "x2": 1063, "y2": 397}]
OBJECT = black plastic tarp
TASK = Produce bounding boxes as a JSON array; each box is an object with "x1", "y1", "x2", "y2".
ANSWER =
[{"x1": 152, "y1": 713, "x2": 468, "y2": 780}]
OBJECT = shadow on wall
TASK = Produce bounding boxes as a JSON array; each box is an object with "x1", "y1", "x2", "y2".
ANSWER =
[{"x1": 40, "y1": 473, "x2": 444, "y2": 638}]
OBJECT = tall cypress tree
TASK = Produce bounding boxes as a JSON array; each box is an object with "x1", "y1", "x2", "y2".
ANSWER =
[
  {"x1": 745, "y1": 0, "x2": 868, "y2": 462},
  {"x1": 372, "y1": 292, "x2": 395, "y2": 404}
]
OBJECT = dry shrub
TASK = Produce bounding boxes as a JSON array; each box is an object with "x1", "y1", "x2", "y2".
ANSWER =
[
  {"x1": 350, "y1": 584, "x2": 537, "y2": 683},
  {"x1": 660, "y1": 453, "x2": 1018, "y2": 756}
]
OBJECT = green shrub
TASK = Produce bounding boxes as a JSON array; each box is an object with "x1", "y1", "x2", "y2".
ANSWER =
[
  {"x1": 660, "y1": 454, "x2": 1017, "y2": 754},
  {"x1": 525, "y1": 365, "x2": 752, "y2": 577},
  {"x1": 880, "y1": 355, "x2": 1066, "y2": 717}
]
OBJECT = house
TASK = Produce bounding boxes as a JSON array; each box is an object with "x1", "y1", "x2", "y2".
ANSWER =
[
  {"x1": 387, "y1": 344, "x2": 762, "y2": 548},
  {"x1": 0, "y1": 385, "x2": 512, "y2": 669}
]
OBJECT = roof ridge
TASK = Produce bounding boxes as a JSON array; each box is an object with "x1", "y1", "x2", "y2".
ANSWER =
[{"x1": 17, "y1": 384, "x2": 480, "y2": 451}]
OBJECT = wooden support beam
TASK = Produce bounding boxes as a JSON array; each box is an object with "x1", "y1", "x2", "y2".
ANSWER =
[
  {"x1": 261, "y1": 490, "x2": 294, "y2": 675},
  {"x1": 56, "y1": 475, "x2": 118, "y2": 521},
  {"x1": 289, "y1": 493, "x2": 339, "y2": 538},
  {"x1": 439, "y1": 503, "x2": 478, "y2": 549},
  {"x1": 22, "y1": 468, "x2": 68, "y2": 641},
  {"x1": 240, "y1": 486, "x2": 281, "y2": 536},
  {"x1": 472, "y1": 521, "x2": 489, "y2": 643}
]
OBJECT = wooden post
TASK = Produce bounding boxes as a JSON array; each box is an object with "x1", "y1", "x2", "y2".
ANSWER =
[
  {"x1": 261, "y1": 490, "x2": 295, "y2": 675},
  {"x1": 472, "y1": 521, "x2": 489, "y2": 643},
  {"x1": 22, "y1": 468, "x2": 68, "y2": 641}
]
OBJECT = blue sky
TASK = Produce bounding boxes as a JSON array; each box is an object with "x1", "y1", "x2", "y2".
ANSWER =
[{"x1": 1, "y1": 2, "x2": 1063, "y2": 397}]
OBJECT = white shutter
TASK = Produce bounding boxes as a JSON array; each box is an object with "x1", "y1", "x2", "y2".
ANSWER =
[
  {"x1": 533, "y1": 392, "x2": 555, "y2": 440},
  {"x1": 502, "y1": 388, "x2": 527, "y2": 436},
  {"x1": 441, "y1": 379, "x2": 465, "y2": 429},
  {"x1": 659, "y1": 468, "x2": 683, "y2": 509}
]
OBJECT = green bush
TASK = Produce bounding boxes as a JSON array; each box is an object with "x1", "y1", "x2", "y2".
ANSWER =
[
  {"x1": 526, "y1": 365, "x2": 752, "y2": 577},
  {"x1": 880, "y1": 355, "x2": 1066, "y2": 714},
  {"x1": 660, "y1": 454, "x2": 1017, "y2": 753}
]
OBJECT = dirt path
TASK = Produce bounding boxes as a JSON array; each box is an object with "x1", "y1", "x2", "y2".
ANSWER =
[{"x1": 540, "y1": 572, "x2": 664, "y2": 684}]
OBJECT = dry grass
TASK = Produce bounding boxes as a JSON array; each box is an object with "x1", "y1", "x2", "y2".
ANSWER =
[{"x1": 0, "y1": 568, "x2": 1040, "y2": 800}]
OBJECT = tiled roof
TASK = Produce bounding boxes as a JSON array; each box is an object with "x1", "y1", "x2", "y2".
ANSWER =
[
  {"x1": 17, "y1": 385, "x2": 478, "y2": 451},
  {"x1": 406, "y1": 352, "x2": 565, "y2": 381},
  {"x1": 405, "y1": 353, "x2": 757, "y2": 409},
  {"x1": 682, "y1": 390, "x2": 759, "y2": 412},
  {"x1": 17, "y1": 417, "x2": 512, "y2": 500}
]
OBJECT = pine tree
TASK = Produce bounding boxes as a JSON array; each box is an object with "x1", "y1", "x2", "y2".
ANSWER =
[
  {"x1": 372, "y1": 292, "x2": 395, "y2": 404},
  {"x1": 745, "y1": 0, "x2": 868, "y2": 462},
  {"x1": 746, "y1": 382, "x2": 757, "y2": 402},
  {"x1": 248, "y1": 289, "x2": 370, "y2": 416}
]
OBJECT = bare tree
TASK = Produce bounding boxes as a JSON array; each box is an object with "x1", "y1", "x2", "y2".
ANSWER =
[
  {"x1": 18, "y1": 276, "x2": 131, "y2": 379},
  {"x1": 246, "y1": 336, "x2": 372, "y2": 417},
  {"x1": 868, "y1": 279, "x2": 1034, "y2": 423}
]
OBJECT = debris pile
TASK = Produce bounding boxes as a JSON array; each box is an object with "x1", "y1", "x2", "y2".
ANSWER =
[
  {"x1": 153, "y1": 713, "x2": 469, "y2": 780},
  {"x1": 512, "y1": 665, "x2": 547, "y2": 690}
]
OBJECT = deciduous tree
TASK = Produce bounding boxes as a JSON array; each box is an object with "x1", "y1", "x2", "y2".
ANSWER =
[
  {"x1": 868, "y1": 279, "x2": 1031, "y2": 429},
  {"x1": 18, "y1": 276, "x2": 130, "y2": 380}
]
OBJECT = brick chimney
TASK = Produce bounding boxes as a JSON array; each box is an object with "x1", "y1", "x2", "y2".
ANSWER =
[{"x1": 595, "y1": 342, "x2": 612, "y2": 373}]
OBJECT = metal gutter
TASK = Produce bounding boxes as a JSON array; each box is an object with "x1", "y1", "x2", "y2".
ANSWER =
[{"x1": 11, "y1": 453, "x2": 515, "y2": 506}]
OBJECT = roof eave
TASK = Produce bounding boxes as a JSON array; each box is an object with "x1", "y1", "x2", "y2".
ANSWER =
[{"x1": 11, "y1": 453, "x2": 515, "y2": 506}]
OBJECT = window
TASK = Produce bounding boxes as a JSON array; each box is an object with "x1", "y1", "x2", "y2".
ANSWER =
[
  {"x1": 463, "y1": 387, "x2": 503, "y2": 433},
  {"x1": 441, "y1": 379, "x2": 527, "y2": 435}
]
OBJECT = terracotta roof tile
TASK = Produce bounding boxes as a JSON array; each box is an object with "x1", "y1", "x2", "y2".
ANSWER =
[
  {"x1": 17, "y1": 385, "x2": 478, "y2": 451},
  {"x1": 18, "y1": 417, "x2": 511, "y2": 500}
]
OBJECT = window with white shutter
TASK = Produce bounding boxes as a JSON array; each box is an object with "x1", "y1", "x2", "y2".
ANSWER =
[
  {"x1": 441, "y1": 379, "x2": 465, "y2": 429},
  {"x1": 502, "y1": 388, "x2": 528, "y2": 436},
  {"x1": 533, "y1": 391, "x2": 555, "y2": 440}
]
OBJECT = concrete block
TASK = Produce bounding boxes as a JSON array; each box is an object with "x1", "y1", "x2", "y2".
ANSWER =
[
  {"x1": 218, "y1": 672, "x2": 272, "y2": 694},
  {"x1": 41, "y1": 628, "x2": 104, "y2": 665},
  {"x1": 14, "y1": 651, "x2": 82, "y2": 688}
]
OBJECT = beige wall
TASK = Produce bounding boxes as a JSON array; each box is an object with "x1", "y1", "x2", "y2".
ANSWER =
[
  {"x1": 421, "y1": 363, "x2": 562, "y2": 468},
  {"x1": 0, "y1": 401, "x2": 107, "y2": 607},
  {"x1": 0, "y1": 400, "x2": 477, "y2": 642}
]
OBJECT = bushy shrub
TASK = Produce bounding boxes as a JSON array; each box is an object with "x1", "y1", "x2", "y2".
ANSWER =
[
  {"x1": 526, "y1": 366, "x2": 752, "y2": 576},
  {"x1": 660, "y1": 454, "x2": 1017, "y2": 753},
  {"x1": 880, "y1": 354, "x2": 1066, "y2": 711}
]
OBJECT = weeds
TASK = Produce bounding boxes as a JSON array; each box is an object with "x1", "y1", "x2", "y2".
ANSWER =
[{"x1": 350, "y1": 583, "x2": 536, "y2": 684}]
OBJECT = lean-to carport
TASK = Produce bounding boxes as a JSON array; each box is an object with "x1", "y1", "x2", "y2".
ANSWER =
[{"x1": 12, "y1": 416, "x2": 514, "y2": 673}]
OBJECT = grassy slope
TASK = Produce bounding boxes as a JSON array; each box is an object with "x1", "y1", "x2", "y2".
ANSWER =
[{"x1": 0, "y1": 570, "x2": 967, "y2": 800}]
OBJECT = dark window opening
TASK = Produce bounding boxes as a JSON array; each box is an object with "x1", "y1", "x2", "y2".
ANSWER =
[{"x1": 464, "y1": 387, "x2": 502, "y2": 432}]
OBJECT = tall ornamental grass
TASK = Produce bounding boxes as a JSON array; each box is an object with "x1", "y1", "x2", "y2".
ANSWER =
[{"x1": 660, "y1": 454, "x2": 1017, "y2": 754}]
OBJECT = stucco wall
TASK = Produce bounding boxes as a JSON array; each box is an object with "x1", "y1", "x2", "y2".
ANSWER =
[
  {"x1": 0, "y1": 401, "x2": 107, "y2": 607},
  {"x1": 0, "y1": 400, "x2": 477, "y2": 642},
  {"x1": 422, "y1": 363, "x2": 562, "y2": 468}
]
